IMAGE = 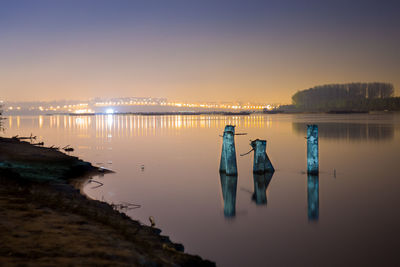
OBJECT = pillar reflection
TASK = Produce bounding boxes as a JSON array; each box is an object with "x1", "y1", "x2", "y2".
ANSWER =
[
  {"x1": 220, "y1": 173, "x2": 238, "y2": 218},
  {"x1": 252, "y1": 172, "x2": 274, "y2": 205},
  {"x1": 307, "y1": 174, "x2": 319, "y2": 221}
]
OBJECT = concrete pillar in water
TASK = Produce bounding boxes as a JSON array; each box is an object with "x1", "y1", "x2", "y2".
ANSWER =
[
  {"x1": 307, "y1": 125, "x2": 319, "y2": 174},
  {"x1": 252, "y1": 172, "x2": 274, "y2": 205},
  {"x1": 307, "y1": 174, "x2": 319, "y2": 221},
  {"x1": 219, "y1": 125, "x2": 237, "y2": 175},
  {"x1": 251, "y1": 139, "x2": 274, "y2": 174},
  {"x1": 219, "y1": 173, "x2": 238, "y2": 218}
]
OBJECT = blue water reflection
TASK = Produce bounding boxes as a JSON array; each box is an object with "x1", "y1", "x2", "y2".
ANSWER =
[
  {"x1": 252, "y1": 172, "x2": 273, "y2": 205},
  {"x1": 219, "y1": 173, "x2": 238, "y2": 218},
  {"x1": 307, "y1": 174, "x2": 319, "y2": 221}
]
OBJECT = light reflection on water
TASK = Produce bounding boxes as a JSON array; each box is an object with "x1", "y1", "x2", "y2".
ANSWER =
[
  {"x1": 10, "y1": 114, "x2": 273, "y2": 131},
  {"x1": 3, "y1": 114, "x2": 400, "y2": 266}
]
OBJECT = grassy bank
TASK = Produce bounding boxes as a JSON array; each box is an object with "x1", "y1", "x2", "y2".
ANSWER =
[{"x1": 0, "y1": 137, "x2": 214, "y2": 266}]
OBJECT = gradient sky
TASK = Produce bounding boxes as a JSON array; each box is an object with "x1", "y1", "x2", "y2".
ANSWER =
[{"x1": 1, "y1": 0, "x2": 399, "y2": 103}]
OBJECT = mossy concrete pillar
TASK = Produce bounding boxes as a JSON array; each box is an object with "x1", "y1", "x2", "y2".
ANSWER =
[
  {"x1": 219, "y1": 125, "x2": 237, "y2": 176},
  {"x1": 307, "y1": 125, "x2": 319, "y2": 174},
  {"x1": 251, "y1": 139, "x2": 274, "y2": 174},
  {"x1": 220, "y1": 173, "x2": 238, "y2": 218}
]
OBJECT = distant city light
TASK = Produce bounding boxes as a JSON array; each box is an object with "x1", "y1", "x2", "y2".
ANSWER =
[
  {"x1": 2, "y1": 96, "x2": 279, "y2": 115},
  {"x1": 74, "y1": 109, "x2": 94, "y2": 114}
]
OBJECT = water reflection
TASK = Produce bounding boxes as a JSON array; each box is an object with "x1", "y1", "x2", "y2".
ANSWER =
[
  {"x1": 219, "y1": 173, "x2": 238, "y2": 218},
  {"x1": 6, "y1": 115, "x2": 274, "y2": 138},
  {"x1": 4, "y1": 113, "x2": 400, "y2": 266},
  {"x1": 307, "y1": 174, "x2": 319, "y2": 221},
  {"x1": 292, "y1": 122, "x2": 394, "y2": 141},
  {"x1": 252, "y1": 172, "x2": 274, "y2": 205}
]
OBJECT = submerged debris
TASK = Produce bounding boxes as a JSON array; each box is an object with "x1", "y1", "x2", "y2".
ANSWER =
[
  {"x1": 32, "y1": 142, "x2": 44, "y2": 146},
  {"x1": 87, "y1": 179, "x2": 104, "y2": 189},
  {"x1": 63, "y1": 145, "x2": 74, "y2": 152},
  {"x1": 98, "y1": 166, "x2": 113, "y2": 173},
  {"x1": 149, "y1": 216, "x2": 156, "y2": 227},
  {"x1": 12, "y1": 133, "x2": 37, "y2": 141},
  {"x1": 111, "y1": 202, "x2": 141, "y2": 212}
]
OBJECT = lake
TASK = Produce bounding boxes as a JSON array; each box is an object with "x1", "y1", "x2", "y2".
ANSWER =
[{"x1": 3, "y1": 113, "x2": 400, "y2": 266}]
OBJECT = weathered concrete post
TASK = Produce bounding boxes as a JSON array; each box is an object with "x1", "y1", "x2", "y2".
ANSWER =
[
  {"x1": 307, "y1": 174, "x2": 319, "y2": 221},
  {"x1": 220, "y1": 173, "x2": 238, "y2": 218},
  {"x1": 307, "y1": 125, "x2": 319, "y2": 174},
  {"x1": 251, "y1": 139, "x2": 274, "y2": 173},
  {"x1": 252, "y1": 172, "x2": 273, "y2": 205},
  {"x1": 219, "y1": 125, "x2": 237, "y2": 176}
]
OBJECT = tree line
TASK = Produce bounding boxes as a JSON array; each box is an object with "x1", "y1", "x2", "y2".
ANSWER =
[
  {"x1": 291, "y1": 82, "x2": 398, "y2": 111},
  {"x1": 0, "y1": 105, "x2": 3, "y2": 131}
]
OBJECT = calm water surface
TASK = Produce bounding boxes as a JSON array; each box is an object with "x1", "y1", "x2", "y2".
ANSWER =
[{"x1": 4, "y1": 114, "x2": 400, "y2": 266}]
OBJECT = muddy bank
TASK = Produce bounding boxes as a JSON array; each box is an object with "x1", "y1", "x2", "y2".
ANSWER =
[
  {"x1": 0, "y1": 137, "x2": 96, "y2": 182},
  {"x1": 0, "y1": 137, "x2": 214, "y2": 266}
]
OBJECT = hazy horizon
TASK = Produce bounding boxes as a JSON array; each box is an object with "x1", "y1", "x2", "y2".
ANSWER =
[{"x1": 1, "y1": 0, "x2": 399, "y2": 103}]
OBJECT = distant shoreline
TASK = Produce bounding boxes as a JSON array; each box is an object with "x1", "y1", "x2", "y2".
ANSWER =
[{"x1": 4, "y1": 110, "x2": 399, "y2": 117}]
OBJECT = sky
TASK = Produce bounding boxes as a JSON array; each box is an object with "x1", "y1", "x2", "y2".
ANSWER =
[{"x1": 0, "y1": 0, "x2": 399, "y2": 103}]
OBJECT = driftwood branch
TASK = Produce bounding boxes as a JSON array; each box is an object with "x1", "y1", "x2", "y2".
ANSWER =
[
  {"x1": 88, "y1": 179, "x2": 104, "y2": 189},
  {"x1": 240, "y1": 148, "x2": 254, "y2": 156},
  {"x1": 62, "y1": 145, "x2": 74, "y2": 152},
  {"x1": 111, "y1": 201, "x2": 141, "y2": 211},
  {"x1": 219, "y1": 132, "x2": 247, "y2": 137},
  {"x1": 12, "y1": 133, "x2": 37, "y2": 141},
  {"x1": 32, "y1": 142, "x2": 44, "y2": 146}
]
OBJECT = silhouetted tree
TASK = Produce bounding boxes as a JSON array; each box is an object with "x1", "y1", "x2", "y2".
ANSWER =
[
  {"x1": 0, "y1": 105, "x2": 3, "y2": 131},
  {"x1": 292, "y1": 82, "x2": 396, "y2": 111}
]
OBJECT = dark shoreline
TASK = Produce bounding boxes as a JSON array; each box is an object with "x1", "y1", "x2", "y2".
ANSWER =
[{"x1": 0, "y1": 137, "x2": 215, "y2": 266}]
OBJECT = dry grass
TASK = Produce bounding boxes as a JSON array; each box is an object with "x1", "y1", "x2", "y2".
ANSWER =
[{"x1": 0, "y1": 137, "x2": 214, "y2": 266}]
